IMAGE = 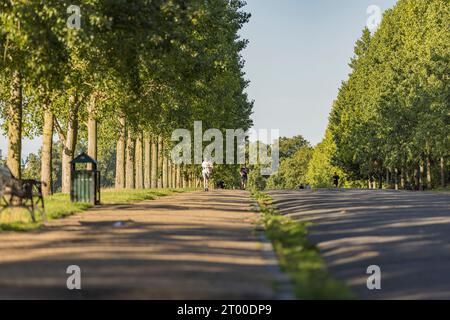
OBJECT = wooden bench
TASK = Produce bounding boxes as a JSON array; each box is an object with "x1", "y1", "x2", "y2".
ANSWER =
[{"x1": 0, "y1": 167, "x2": 46, "y2": 223}]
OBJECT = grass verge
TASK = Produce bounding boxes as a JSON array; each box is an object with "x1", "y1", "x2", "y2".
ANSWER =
[
  {"x1": 424, "y1": 187, "x2": 450, "y2": 193},
  {"x1": 252, "y1": 191, "x2": 354, "y2": 300},
  {"x1": 0, "y1": 188, "x2": 192, "y2": 232}
]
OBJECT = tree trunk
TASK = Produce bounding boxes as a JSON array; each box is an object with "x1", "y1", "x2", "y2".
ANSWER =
[
  {"x1": 172, "y1": 163, "x2": 176, "y2": 188},
  {"x1": 418, "y1": 161, "x2": 424, "y2": 191},
  {"x1": 41, "y1": 109, "x2": 54, "y2": 196},
  {"x1": 386, "y1": 169, "x2": 390, "y2": 189},
  {"x1": 115, "y1": 115, "x2": 126, "y2": 189},
  {"x1": 400, "y1": 168, "x2": 405, "y2": 189},
  {"x1": 426, "y1": 155, "x2": 432, "y2": 190},
  {"x1": 6, "y1": 71, "x2": 23, "y2": 179},
  {"x1": 176, "y1": 165, "x2": 182, "y2": 188},
  {"x1": 61, "y1": 94, "x2": 79, "y2": 194},
  {"x1": 184, "y1": 168, "x2": 188, "y2": 188},
  {"x1": 441, "y1": 157, "x2": 446, "y2": 188},
  {"x1": 368, "y1": 177, "x2": 375, "y2": 189},
  {"x1": 157, "y1": 137, "x2": 163, "y2": 188},
  {"x1": 87, "y1": 93, "x2": 98, "y2": 169},
  {"x1": 171, "y1": 162, "x2": 176, "y2": 189},
  {"x1": 126, "y1": 130, "x2": 135, "y2": 189},
  {"x1": 412, "y1": 168, "x2": 417, "y2": 190},
  {"x1": 188, "y1": 171, "x2": 191, "y2": 188},
  {"x1": 151, "y1": 137, "x2": 157, "y2": 189},
  {"x1": 167, "y1": 160, "x2": 172, "y2": 188},
  {"x1": 162, "y1": 154, "x2": 168, "y2": 189},
  {"x1": 144, "y1": 134, "x2": 151, "y2": 189},
  {"x1": 394, "y1": 168, "x2": 399, "y2": 190},
  {"x1": 135, "y1": 132, "x2": 144, "y2": 189}
]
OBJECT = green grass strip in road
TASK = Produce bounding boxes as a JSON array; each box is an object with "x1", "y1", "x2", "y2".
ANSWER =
[
  {"x1": 0, "y1": 188, "x2": 193, "y2": 232},
  {"x1": 252, "y1": 191, "x2": 354, "y2": 300}
]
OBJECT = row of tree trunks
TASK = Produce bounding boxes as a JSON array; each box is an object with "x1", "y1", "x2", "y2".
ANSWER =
[
  {"x1": 114, "y1": 139, "x2": 445, "y2": 192},
  {"x1": 7, "y1": 75, "x2": 198, "y2": 195},
  {"x1": 383, "y1": 157, "x2": 447, "y2": 191},
  {"x1": 114, "y1": 131, "x2": 193, "y2": 190}
]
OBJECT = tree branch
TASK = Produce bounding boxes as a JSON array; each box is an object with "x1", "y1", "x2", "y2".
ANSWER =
[{"x1": 54, "y1": 117, "x2": 67, "y2": 145}]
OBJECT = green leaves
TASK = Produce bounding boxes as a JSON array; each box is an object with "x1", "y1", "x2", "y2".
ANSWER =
[{"x1": 328, "y1": 0, "x2": 449, "y2": 186}]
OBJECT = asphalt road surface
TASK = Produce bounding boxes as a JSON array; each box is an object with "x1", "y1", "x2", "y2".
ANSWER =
[
  {"x1": 269, "y1": 189, "x2": 450, "y2": 299},
  {"x1": 0, "y1": 191, "x2": 290, "y2": 300}
]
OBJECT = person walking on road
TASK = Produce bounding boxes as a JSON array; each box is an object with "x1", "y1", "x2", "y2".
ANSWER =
[
  {"x1": 202, "y1": 158, "x2": 213, "y2": 192},
  {"x1": 333, "y1": 172, "x2": 340, "y2": 188},
  {"x1": 240, "y1": 166, "x2": 249, "y2": 190}
]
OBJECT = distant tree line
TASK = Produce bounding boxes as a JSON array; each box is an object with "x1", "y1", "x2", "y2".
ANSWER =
[
  {"x1": 327, "y1": 0, "x2": 449, "y2": 190},
  {"x1": 251, "y1": 0, "x2": 449, "y2": 191}
]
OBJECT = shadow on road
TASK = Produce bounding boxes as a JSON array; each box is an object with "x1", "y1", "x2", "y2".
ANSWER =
[
  {"x1": 0, "y1": 191, "x2": 282, "y2": 300},
  {"x1": 270, "y1": 189, "x2": 450, "y2": 299}
]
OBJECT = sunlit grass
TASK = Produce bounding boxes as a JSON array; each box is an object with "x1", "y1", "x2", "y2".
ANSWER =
[
  {"x1": 252, "y1": 191, "x2": 354, "y2": 300},
  {"x1": 0, "y1": 188, "x2": 193, "y2": 232},
  {"x1": 100, "y1": 188, "x2": 191, "y2": 204}
]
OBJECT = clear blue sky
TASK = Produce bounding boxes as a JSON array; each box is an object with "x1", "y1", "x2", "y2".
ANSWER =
[
  {"x1": 0, "y1": 0, "x2": 397, "y2": 160},
  {"x1": 240, "y1": 0, "x2": 396, "y2": 145}
]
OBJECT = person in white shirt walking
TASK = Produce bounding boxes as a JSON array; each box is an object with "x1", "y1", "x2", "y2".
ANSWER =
[{"x1": 201, "y1": 158, "x2": 213, "y2": 192}]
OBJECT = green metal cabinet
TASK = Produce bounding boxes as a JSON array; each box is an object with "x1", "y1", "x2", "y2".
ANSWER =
[{"x1": 70, "y1": 153, "x2": 100, "y2": 205}]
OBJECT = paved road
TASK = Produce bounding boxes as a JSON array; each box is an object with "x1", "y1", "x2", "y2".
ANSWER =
[
  {"x1": 269, "y1": 189, "x2": 450, "y2": 299},
  {"x1": 0, "y1": 191, "x2": 289, "y2": 299}
]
